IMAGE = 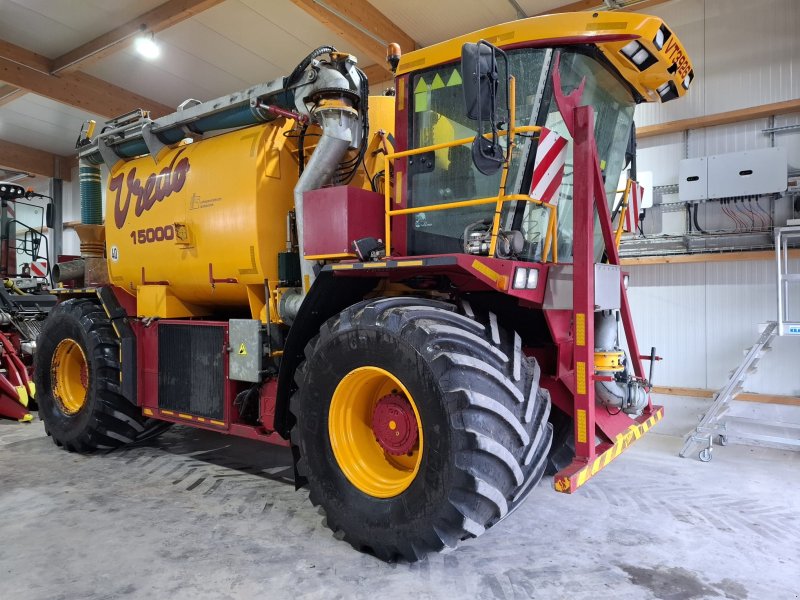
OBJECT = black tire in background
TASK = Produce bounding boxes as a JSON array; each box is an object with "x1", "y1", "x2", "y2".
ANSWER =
[
  {"x1": 35, "y1": 298, "x2": 168, "y2": 452},
  {"x1": 290, "y1": 297, "x2": 552, "y2": 561}
]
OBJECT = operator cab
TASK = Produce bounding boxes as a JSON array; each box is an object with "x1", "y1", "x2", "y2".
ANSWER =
[
  {"x1": 399, "y1": 14, "x2": 691, "y2": 265},
  {"x1": 0, "y1": 181, "x2": 53, "y2": 291}
]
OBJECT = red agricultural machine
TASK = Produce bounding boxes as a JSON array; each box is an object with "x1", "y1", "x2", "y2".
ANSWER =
[
  {"x1": 0, "y1": 181, "x2": 56, "y2": 421},
  {"x1": 36, "y1": 11, "x2": 692, "y2": 560}
]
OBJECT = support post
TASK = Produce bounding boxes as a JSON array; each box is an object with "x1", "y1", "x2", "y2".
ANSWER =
[
  {"x1": 571, "y1": 105, "x2": 596, "y2": 463},
  {"x1": 50, "y1": 177, "x2": 63, "y2": 260}
]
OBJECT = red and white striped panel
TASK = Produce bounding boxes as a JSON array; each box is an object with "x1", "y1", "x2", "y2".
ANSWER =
[
  {"x1": 529, "y1": 127, "x2": 568, "y2": 205},
  {"x1": 624, "y1": 181, "x2": 644, "y2": 232},
  {"x1": 30, "y1": 260, "x2": 47, "y2": 278}
]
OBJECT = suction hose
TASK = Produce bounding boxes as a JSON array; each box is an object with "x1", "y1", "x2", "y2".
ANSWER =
[
  {"x1": 295, "y1": 108, "x2": 358, "y2": 286},
  {"x1": 279, "y1": 106, "x2": 359, "y2": 323}
]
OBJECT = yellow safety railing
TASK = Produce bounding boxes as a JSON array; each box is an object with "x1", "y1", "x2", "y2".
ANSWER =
[
  {"x1": 382, "y1": 76, "x2": 559, "y2": 264},
  {"x1": 614, "y1": 179, "x2": 633, "y2": 249}
]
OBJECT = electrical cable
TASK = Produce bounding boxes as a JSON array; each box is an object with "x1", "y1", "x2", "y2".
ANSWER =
[
  {"x1": 753, "y1": 195, "x2": 773, "y2": 228},
  {"x1": 692, "y1": 203, "x2": 708, "y2": 234},
  {"x1": 722, "y1": 198, "x2": 743, "y2": 231},
  {"x1": 747, "y1": 197, "x2": 766, "y2": 229},
  {"x1": 737, "y1": 197, "x2": 756, "y2": 230}
]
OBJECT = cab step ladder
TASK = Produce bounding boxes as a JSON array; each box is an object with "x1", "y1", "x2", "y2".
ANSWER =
[{"x1": 679, "y1": 226, "x2": 800, "y2": 461}]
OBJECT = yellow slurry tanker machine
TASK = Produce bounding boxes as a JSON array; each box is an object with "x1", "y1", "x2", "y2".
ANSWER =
[{"x1": 38, "y1": 12, "x2": 692, "y2": 560}]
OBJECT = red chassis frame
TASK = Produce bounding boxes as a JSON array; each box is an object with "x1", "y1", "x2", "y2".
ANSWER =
[{"x1": 541, "y1": 104, "x2": 662, "y2": 494}]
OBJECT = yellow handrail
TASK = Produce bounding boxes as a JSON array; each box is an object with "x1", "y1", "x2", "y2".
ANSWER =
[
  {"x1": 614, "y1": 179, "x2": 633, "y2": 248},
  {"x1": 488, "y1": 76, "x2": 516, "y2": 257},
  {"x1": 381, "y1": 76, "x2": 560, "y2": 264}
]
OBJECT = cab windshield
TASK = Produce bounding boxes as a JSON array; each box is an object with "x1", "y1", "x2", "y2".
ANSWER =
[{"x1": 406, "y1": 48, "x2": 635, "y2": 262}]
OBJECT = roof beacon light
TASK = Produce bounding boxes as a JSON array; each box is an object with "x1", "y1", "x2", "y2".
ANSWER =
[{"x1": 387, "y1": 43, "x2": 401, "y2": 73}]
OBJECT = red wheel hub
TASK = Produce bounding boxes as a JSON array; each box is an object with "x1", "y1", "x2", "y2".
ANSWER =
[{"x1": 371, "y1": 393, "x2": 418, "y2": 455}]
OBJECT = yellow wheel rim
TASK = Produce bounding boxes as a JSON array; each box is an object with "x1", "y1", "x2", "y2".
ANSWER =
[
  {"x1": 51, "y1": 338, "x2": 89, "y2": 415},
  {"x1": 328, "y1": 366, "x2": 424, "y2": 498}
]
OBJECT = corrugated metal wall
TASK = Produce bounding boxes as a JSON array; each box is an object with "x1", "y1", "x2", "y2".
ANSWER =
[
  {"x1": 619, "y1": 0, "x2": 800, "y2": 397},
  {"x1": 635, "y1": 0, "x2": 800, "y2": 175},
  {"x1": 636, "y1": 0, "x2": 800, "y2": 129},
  {"x1": 626, "y1": 259, "x2": 800, "y2": 395}
]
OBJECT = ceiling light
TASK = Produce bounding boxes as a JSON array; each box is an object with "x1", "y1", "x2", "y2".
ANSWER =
[{"x1": 135, "y1": 32, "x2": 160, "y2": 60}]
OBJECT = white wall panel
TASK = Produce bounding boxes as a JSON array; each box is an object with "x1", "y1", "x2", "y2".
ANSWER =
[
  {"x1": 625, "y1": 262, "x2": 708, "y2": 388},
  {"x1": 636, "y1": 0, "x2": 800, "y2": 181},
  {"x1": 634, "y1": 0, "x2": 706, "y2": 127},
  {"x1": 637, "y1": 132, "x2": 685, "y2": 186},
  {"x1": 627, "y1": 259, "x2": 800, "y2": 396}
]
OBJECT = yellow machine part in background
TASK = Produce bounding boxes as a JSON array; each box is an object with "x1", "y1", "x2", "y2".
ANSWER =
[{"x1": 105, "y1": 96, "x2": 395, "y2": 321}]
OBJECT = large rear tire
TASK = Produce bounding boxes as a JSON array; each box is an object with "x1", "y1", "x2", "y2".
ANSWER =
[
  {"x1": 290, "y1": 297, "x2": 552, "y2": 561},
  {"x1": 34, "y1": 298, "x2": 169, "y2": 452}
]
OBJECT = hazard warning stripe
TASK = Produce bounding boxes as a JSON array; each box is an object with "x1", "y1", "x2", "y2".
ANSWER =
[
  {"x1": 554, "y1": 406, "x2": 664, "y2": 494},
  {"x1": 624, "y1": 180, "x2": 644, "y2": 232},
  {"x1": 30, "y1": 260, "x2": 47, "y2": 277},
  {"x1": 155, "y1": 408, "x2": 226, "y2": 428},
  {"x1": 529, "y1": 127, "x2": 568, "y2": 205}
]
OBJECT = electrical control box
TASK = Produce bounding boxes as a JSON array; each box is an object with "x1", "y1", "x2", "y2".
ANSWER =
[{"x1": 679, "y1": 147, "x2": 787, "y2": 202}]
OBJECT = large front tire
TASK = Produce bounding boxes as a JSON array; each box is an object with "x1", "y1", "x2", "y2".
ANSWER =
[
  {"x1": 290, "y1": 297, "x2": 552, "y2": 561},
  {"x1": 34, "y1": 298, "x2": 168, "y2": 452}
]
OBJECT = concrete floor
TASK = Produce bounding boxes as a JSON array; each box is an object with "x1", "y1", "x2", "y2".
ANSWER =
[{"x1": 1, "y1": 395, "x2": 799, "y2": 600}]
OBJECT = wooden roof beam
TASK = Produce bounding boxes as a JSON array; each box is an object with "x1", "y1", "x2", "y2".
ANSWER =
[
  {"x1": 291, "y1": 0, "x2": 416, "y2": 81},
  {"x1": 535, "y1": 0, "x2": 672, "y2": 16},
  {"x1": 0, "y1": 39, "x2": 172, "y2": 118},
  {"x1": 51, "y1": 0, "x2": 226, "y2": 74},
  {"x1": 637, "y1": 98, "x2": 800, "y2": 139},
  {"x1": 0, "y1": 139, "x2": 76, "y2": 181},
  {"x1": 0, "y1": 84, "x2": 23, "y2": 107}
]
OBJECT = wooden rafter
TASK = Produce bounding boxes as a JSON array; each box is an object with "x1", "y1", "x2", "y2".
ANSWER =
[
  {"x1": 535, "y1": 0, "x2": 672, "y2": 16},
  {"x1": 0, "y1": 39, "x2": 172, "y2": 118},
  {"x1": 362, "y1": 63, "x2": 394, "y2": 86},
  {"x1": 291, "y1": 0, "x2": 416, "y2": 80},
  {"x1": 51, "y1": 0, "x2": 226, "y2": 74},
  {"x1": 637, "y1": 98, "x2": 800, "y2": 139},
  {"x1": 0, "y1": 84, "x2": 23, "y2": 108},
  {"x1": 0, "y1": 139, "x2": 76, "y2": 181}
]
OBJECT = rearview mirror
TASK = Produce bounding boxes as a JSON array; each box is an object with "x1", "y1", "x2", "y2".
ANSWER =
[
  {"x1": 45, "y1": 202, "x2": 54, "y2": 229},
  {"x1": 461, "y1": 42, "x2": 498, "y2": 121}
]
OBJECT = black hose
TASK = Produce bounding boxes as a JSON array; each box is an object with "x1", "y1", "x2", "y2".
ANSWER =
[
  {"x1": 692, "y1": 203, "x2": 707, "y2": 234},
  {"x1": 686, "y1": 203, "x2": 693, "y2": 233},
  {"x1": 286, "y1": 46, "x2": 337, "y2": 88}
]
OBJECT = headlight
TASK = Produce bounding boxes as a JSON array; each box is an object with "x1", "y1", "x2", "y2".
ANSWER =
[
  {"x1": 513, "y1": 267, "x2": 539, "y2": 290},
  {"x1": 623, "y1": 274, "x2": 630, "y2": 290},
  {"x1": 653, "y1": 25, "x2": 671, "y2": 51},
  {"x1": 682, "y1": 69, "x2": 694, "y2": 90},
  {"x1": 656, "y1": 80, "x2": 679, "y2": 102},
  {"x1": 620, "y1": 40, "x2": 656, "y2": 71}
]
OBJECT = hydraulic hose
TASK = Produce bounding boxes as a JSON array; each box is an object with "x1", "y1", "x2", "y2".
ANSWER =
[{"x1": 287, "y1": 46, "x2": 337, "y2": 88}]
